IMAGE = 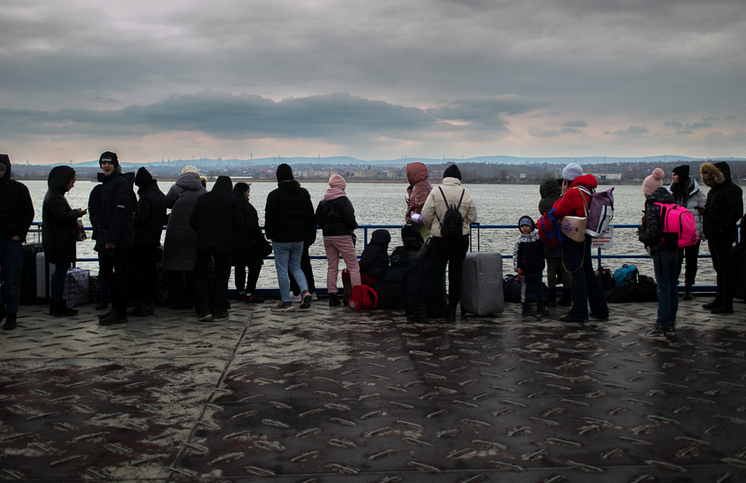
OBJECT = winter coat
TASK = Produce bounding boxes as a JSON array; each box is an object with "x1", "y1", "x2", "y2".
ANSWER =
[
  {"x1": 163, "y1": 172, "x2": 207, "y2": 270},
  {"x1": 231, "y1": 190, "x2": 266, "y2": 266},
  {"x1": 669, "y1": 177, "x2": 707, "y2": 237},
  {"x1": 421, "y1": 177, "x2": 477, "y2": 237},
  {"x1": 190, "y1": 176, "x2": 244, "y2": 255},
  {"x1": 99, "y1": 167, "x2": 135, "y2": 249},
  {"x1": 551, "y1": 174, "x2": 598, "y2": 220},
  {"x1": 638, "y1": 187, "x2": 676, "y2": 254},
  {"x1": 405, "y1": 162, "x2": 433, "y2": 224},
  {"x1": 133, "y1": 179, "x2": 167, "y2": 246},
  {"x1": 513, "y1": 232, "x2": 545, "y2": 275},
  {"x1": 538, "y1": 178, "x2": 562, "y2": 215},
  {"x1": 700, "y1": 162, "x2": 743, "y2": 242},
  {"x1": 359, "y1": 229, "x2": 391, "y2": 281},
  {"x1": 265, "y1": 180, "x2": 315, "y2": 243},
  {"x1": 88, "y1": 182, "x2": 103, "y2": 241},
  {"x1": 42, "y1": 166, "x2": 79, "y2": 265},
  {"x1": 316, "y1": 196, "x2": 358, "y2": 237},
  {"x1": 0, "y1": 154, "x2": 34, "y2": 242}
]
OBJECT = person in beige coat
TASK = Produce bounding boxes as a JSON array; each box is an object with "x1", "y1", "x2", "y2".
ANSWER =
[{"x1": 421, "y1": 164, "x2": 477, "y2": 317}]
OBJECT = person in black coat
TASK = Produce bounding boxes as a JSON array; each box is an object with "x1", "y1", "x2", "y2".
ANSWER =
[
  {"x1": 231, "y1": 182, "x2": 267, "y2": 304},
  {"x1": 129, "y1": 167, "x2": 167, "y2": 316},
  {"x1": 88, "y1": 181, "x2": 109, "y2": 309},
  {"x1": 190, "y1": 176, "x2": 244, "y2": 321},
  {"x1": 97, "y1": 151, "x2": 136, "y2": 326},
  {"x1": 698, "y1": 162, "x2": 744, "y2": 314},
  {"x1": 0, "y1": 154, "x2": 35, "y2": 330},
  {"x1": 359, "y1": 229, "x2": 390, "y2": 283},
  {"x1": 42, "y1": 165, "x2": 87, "y2": 317}
]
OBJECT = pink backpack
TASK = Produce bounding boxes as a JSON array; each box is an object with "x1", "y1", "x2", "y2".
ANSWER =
[{"x1": 654, "y1": 203, "x2": 698, "y2": 248}]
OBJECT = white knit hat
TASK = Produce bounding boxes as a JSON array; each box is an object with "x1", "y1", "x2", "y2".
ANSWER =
[
  {"x1": 562, "y1": 163, "x2": 583, "y2": 181},
  {"x1": 181, "y1": 165, "x2": 199, "y2": 175}
]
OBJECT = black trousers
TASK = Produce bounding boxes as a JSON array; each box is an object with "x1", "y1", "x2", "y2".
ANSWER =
[
  {"x1": 131, "y1": 244, "x2": 158, "y2": 303},
  {"x1": 290, "y1": 243, "x2": 316, "y2": 295},
  {"x1": 100, "y1": 247, "x2": 131, "y2": 315},
  {"x1": 235, "y1": 263, "x2": 262, "y2": 293},
  {"x1": 427, "y1": 235, "x2": 469, "y2": 311},
  {"x1": 194, "y1": 251, "x2": 231, "y2": 314},
  {"x1": 708, "y1": 238, "x2": 735, "y2": 305},
  {"x1": 677, "y1": 241, "x2": 700, "y2": 287}
]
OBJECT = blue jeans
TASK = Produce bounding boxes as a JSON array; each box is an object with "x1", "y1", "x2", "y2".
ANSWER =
[
  {"x1": 51, "y1": 262, "x2": 71, "y2": 302},
  {"x1": 652, "y1": 248, "x2": 679, "y2": 327},
  {"x1": 563, "y1": 235, "x2": 608, "y2": 320},
  {"x1": 273, "y1": 241, "x2": 308, "y2": 303},
  {"x1": 0, "y1": 239, "x2": 24, "y2": 314}
]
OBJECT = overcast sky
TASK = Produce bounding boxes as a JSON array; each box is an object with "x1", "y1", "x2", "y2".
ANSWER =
[{"x1": 1, "y1": 0, "x2": 745, "y2": 164}]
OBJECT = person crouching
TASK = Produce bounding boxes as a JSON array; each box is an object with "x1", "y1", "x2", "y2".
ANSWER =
[{"x1": 513, "y1": 215, "x2": 548, "y2": 316}]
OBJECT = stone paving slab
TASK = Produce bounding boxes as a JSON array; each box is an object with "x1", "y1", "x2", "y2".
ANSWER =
[{"x1": 1, "y1": 297, "x2": 746, "y2": 482}]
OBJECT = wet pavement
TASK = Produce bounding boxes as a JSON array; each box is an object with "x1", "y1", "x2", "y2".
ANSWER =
[{"x1": 1, "y1": 297, "x2": 746, "y2": 482}]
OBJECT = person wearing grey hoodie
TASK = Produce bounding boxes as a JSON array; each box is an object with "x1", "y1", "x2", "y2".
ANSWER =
[{"x1": 0, "y1": 154, "x2": 35, "y2": 330}]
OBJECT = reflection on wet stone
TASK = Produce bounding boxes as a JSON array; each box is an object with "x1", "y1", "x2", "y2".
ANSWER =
[{"x1": 1, "y1": 298, "x2": 746, "y2": 480}]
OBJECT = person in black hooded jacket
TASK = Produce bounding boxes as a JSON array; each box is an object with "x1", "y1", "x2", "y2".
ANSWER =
[
  {"x1": 231, "y1": 182, "x2": 267, "y2": 304},
  {"x1": 129, "y1": 167, "x2": 167, "y2": 316},
  {"x1": 359, "y1": 229, "x2": 391, "y2": 283},
  {"x1": 698, "y1": 161, "x2": 743, "y2": 314},
  {"x1": 0, "y1": 154, "x2": 35, "y2": 330},
  {"x1": 42, "y1": 165, "x2": 87, "y2": 317},
  {"x1": 190, "y1": 176, "x2": 244, "y2": 321}
]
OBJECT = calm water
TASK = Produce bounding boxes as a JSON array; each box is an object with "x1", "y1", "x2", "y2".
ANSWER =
[{"x1": 23, "y1": 179, "x2": 746, "y2": 288}]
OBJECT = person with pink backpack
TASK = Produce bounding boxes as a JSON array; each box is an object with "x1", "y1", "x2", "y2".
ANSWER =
[{"x1": 638, "y1": 168, "x2": 679, "y2": 339}]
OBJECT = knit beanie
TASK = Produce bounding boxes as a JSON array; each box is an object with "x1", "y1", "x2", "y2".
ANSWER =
[
  {"x1": 642, "y1": 168, "x2": 665, "y2": 196},
  {"x1": 181, "y1": 165, "x2": 199, "y2": 175},
  {"x1": 562, "y1": 163, "x2": 583, "y2": 181},
  {"x1": 99, "y1": 151, "x2": 119, "y2": 169},
  {"x1": 135, "y1": 167, "x2": 153, "y2": 188},
  {"x1": 443, "y1": 164, "x2": 462, "y2": 180},
  {"x1": 518, "y1": 215, "x2": 535, "y2": 230},
  {"x1": 672, "y1": 165, "x2": 689, "y2": 179},
  {"x1": 276, "y1": 163, "x2": 294, "y2": 182},
  {"x1": 328, "y1": 174, "x2": 346, "y2": 190}
]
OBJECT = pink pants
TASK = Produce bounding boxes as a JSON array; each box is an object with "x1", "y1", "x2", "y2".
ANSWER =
[{"x1": 323, "y1": 235, "x2": 361, "y2": 293}]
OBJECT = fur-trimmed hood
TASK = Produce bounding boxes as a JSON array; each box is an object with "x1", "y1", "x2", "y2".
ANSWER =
[{"x1": 700, "y1": 162, "x2": 728, "y2": 185}]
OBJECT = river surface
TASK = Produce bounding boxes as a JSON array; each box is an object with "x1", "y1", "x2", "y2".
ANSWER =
[{"x1": 23, "y1": 179, "x2": 746, "y2": 288}]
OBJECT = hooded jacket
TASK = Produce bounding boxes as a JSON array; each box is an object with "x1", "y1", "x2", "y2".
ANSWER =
[
  {"x1": 265, "y1": 180, "x2": 315, "y2": 243},
  {"x1": 421, "y1": 177, "x2": 477, "y2": 237},
  {"x1": 538, "y1": 178, "x2": 562, "y2": 215},
  {"x1": 551, "y1": 174, "x2": 598, "y2": 220},
  {"x1": 668, "y1": 176, "x2": 706, "y2": 237},
  {"x1": 100, "y1": 166, "x2": 135, "y2": 249},
  {"x1": 190, "y1": 176, "x2": 244, "y2": 254},
  {"x1": 700, "y1": 162, "x2": 743, "y2": 242},
  {"x1": 231, "y1": 188, "x2": 266, "y2": 266},
  {"x1": 0, "y1": 155, "x2": 34, "y2": 242},
  {"x1": 133, "y1": 170, "x2": 167, "y2": 246},
  {"x1": 405, "y1": 162, "x2": 433, "y2": 224},
  {"x1": 315, "y1": 196, "x2": 358, "y2": 237},
  {"x1": 163, "y1": 171, "x2": 207, "y2": 270},
  {"x1": 359, "y1": 229, "x2": 391, "y2": 281},
  {"x1": 42, "y1": 166, "x2": 79, "y2": 264},
  {"x1": 638, "y1": 187, "x2": 676, "y2": 254}
]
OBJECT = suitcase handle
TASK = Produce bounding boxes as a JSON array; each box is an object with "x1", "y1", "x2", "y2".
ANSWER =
[{"x1": 469, "y1": 223, "x2": 481, "y2": 252}]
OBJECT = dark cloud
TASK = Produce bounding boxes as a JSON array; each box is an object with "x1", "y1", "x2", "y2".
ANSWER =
[
  {"x1": 687, "y1": 122, "x2": 712, "y2": 130},
  {"x1": 604, "y1": 126, "x2": 650, "y2": 136},
  {"x1": 665, "y1": 121, "x2": 683, "y2": 128},
  {"x1": 563, "y1": 120, "x2": 588, "y2": 128},
  {"x1": 676, "y1": 130, "x2": 695, "y2": 135}
]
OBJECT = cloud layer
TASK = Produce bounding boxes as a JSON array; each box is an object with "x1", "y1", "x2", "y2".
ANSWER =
[{"x1": 1, "y1": 0, "x2": 744, "y2": 162}]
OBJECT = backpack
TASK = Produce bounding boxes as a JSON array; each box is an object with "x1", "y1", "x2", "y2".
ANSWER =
[
  {"x1": 537, "y1": 208, "x2": 563, "y2": 253},
  {"x1": 613, "y1": 264, "x2": 639, "y2": 287},
  {"x1": 348, "y1": 284, "x2": 378, "y2": 310},
  {"x1": 435, "y1": 187, "x2": 465, "y2": 239},
  {"x1": 597, "y1": 267, "x2": 615, "y2": 291},
  {"x1": 389, "y1": 246, "x2": 410, "y2": 267},
  {"x1": 577, "y1": 187, "x2": 614, "y2": 237},
  {"x1": 654, "y1": 203, "x2": 698, "y2": 248}
]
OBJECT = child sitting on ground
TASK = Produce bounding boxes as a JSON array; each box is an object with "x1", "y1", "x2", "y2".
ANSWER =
[{"x1": 513, "y1": 215, "x2": 548, "y2": 316}]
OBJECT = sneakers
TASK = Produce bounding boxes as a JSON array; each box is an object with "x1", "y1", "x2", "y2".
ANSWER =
[
  {"x1": 560, "y1": 315, "x2": 585, "y2": 323},
  {"x1": 49, "y1": 300, "x2": 78, "y2": 317},
  {"x1": 641, "y1": 324, "x2": 667, "y2": 340},
  {"x1": 128, "y1": 303, "x2": 149, "y2": 317},
  {"x1": 99, "y1": 312, "x2": 128, "y2": 326},
  {"x1": 212, "y1": 311, "x2": 229, "y2": 322},
  {"x1": 3, "y1": 313, "x2": 17, "y2": 331},
  {"x1": 522, "y1": 306, "x2": 536, "y2": 316},
  {"x1": 243, "y1": 293, "x2": 265, "y2": 304},
  {"x1": 329, "y1": 293, "x2": 341, "y2": 307},
  {"x1": 711, "y1": 305, "x2": 734, "y2": 314},
  {"x1": 702, "y1": 299, "x2": 721, "y2": 310},
  {"x1": 236, "y1": 291, "x2": 245, "y2": 301},
  {"x1": 272, "y1": 302, "x2": 296, "y2": 313},
  {"x1": 300, "y1": 291, "x2": 312, "y2": 309},
  {"x1": 290, "y1": 292, "x2": 318, "y2": 302},
  {"x1": 665, "y1": 323, "x2": 676, "y2": 336}
]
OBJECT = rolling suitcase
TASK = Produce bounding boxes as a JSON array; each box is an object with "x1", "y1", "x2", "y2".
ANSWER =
[
  {"x1": 461, "y1": 251, "x2": 504, "y2": 316},
  {"x1": 20, "y1": 243, "x2": 43, "y2": 305}
]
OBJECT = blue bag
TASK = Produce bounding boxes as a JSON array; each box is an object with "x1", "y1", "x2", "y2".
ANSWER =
[{"x1": 613, "y1": 264, "x2": 639, "y2": 287}]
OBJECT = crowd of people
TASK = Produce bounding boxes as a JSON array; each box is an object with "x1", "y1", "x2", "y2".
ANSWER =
[{"x1": 0, "y1": 153, "x2": 744, "y2": 333}]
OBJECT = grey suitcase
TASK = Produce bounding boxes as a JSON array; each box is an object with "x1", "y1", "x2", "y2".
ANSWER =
[{"x1": 460, "y1": 251, "x2": 504, "y2": 316}]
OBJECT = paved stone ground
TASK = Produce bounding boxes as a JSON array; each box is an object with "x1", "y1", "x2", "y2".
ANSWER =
[{"x1": 1, "y1": 296, "x2": 746, "y2": 482}]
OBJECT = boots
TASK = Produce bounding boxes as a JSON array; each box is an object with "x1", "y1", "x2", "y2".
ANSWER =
[
  {"x1": 3, "y1": 313, "x2": 16, "y2": 330},
  {"x1": 329, "y1": 293, "x2": 341, "y2": 307},
  {"x1": 49, "y1": 300, "x2": 78, "y2": 317},
  {"x1": 683, "y1": 284, "x2": 692, "y2": 301},
  {"x1": 547, "y1": 289, "x2": 557, "y2": 307},
  {"x1": 558, "y1": 289, "x2": 573, "y2": 307}
]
